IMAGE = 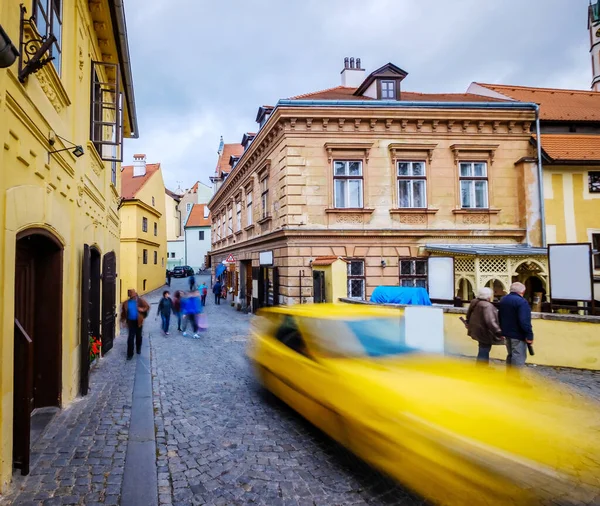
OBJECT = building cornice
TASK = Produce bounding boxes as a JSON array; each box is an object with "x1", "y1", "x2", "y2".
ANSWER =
[
  {"x1": 120, "y1": 198, "x2": 162, "y2": 218},
  {"x1": 121, "y1": 237, "x2": 161, "y2": 247}
]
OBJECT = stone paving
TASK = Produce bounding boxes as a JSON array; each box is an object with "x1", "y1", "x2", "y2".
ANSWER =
[
  {"x1": 2, "y1": 274, "x2": 600, "y2": 506},
  {"x1": 152, "y1": 276, "x2": 426, "y2": 506},
  {"x1": 0, "y1": 309, "x2": 138, "y2": 505}
]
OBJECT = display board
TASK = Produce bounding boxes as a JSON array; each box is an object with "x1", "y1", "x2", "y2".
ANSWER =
[
  {"x1": 548, "y1": 243, "x2": 593, "y2": 302},
  {"x1": 259, "y1": 250, "x2": 273, "y2": 265},
  {"x1": 427, "y1": 256, "x2": 455, "y2": 302},
  {"x1": 405, "y1": 306, "x2": 444, "y2": 353}
]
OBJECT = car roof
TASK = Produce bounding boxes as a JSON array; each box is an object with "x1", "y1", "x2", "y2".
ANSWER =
[{"x1": 258, "y1": 303, "x2": 401, "y2": 320}]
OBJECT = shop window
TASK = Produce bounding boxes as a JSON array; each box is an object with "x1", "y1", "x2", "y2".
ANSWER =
[
  {"x1": 399, "y1": 258, "x2": 427, "y2": 288},
  {"x1": 347, "y1": 260, "x2": 365, "y2": 299}
]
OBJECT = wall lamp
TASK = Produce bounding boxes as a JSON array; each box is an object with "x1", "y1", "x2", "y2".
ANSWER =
[
  {"x1": 0, "y1": 24, "x2": 19, "y2": 68},
  {"x1": 48, "y1": 133, "x2": 85, "y2": 158}
]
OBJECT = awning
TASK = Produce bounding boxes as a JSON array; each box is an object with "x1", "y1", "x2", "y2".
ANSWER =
[
  {"x1": 425, "y1": 244, "x2": 548, "y2": 256},
  {"x1": 215, "y1": 264, "x2": 226, "y2": 277}
]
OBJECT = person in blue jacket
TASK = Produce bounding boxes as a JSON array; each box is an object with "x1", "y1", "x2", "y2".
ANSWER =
[
  {"x1": 183, "y1": 289, "x2": 202, "y2": 339},
  {"x1": 498, "y1": 282, "x2": 534, "y2": 367}
]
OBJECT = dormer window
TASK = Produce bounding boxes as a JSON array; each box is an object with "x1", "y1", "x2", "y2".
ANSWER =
[{"x1": 381, "y1": 80, "x2": 396, "y2": 99}]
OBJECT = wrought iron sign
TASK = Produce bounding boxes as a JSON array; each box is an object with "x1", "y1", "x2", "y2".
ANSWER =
[{"x1": 17, "y1": 4, "x2": 56, "y2": 83}]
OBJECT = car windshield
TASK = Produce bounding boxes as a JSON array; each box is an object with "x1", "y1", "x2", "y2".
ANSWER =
[{"x1": 301, "y1": 317, "x2": 416, "y2": 358}]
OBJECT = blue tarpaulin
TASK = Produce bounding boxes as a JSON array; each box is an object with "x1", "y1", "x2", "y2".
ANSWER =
[
  {"x1": 370, "y1": 286, "x2": 432, "y2": 306},
  {"x1": 215, "y1": 264, "x2": 226, "y2": 278}
]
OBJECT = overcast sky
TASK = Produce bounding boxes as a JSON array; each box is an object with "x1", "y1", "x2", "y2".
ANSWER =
[{"x1": 122, "y1": 0, "x2": 590, "y2": 191}]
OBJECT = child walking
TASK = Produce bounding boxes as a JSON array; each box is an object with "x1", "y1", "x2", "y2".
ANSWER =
[
  {"x1": 157, "y1": 291, "x2": 174, "y2": 335},
  {"x1": 173, "y1": 290, "x2": 183, "y2": 331}
]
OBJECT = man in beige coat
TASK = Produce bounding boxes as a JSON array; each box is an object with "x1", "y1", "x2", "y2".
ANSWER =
[{"x1": 466, "y1": 287, "x2": 504, "y2": 364}]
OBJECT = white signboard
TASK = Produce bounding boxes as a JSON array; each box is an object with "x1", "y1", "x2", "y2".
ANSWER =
[
  {"x1": 548, "y1": 244, "x2": 593, "y2": 301},
  {"x1": 427, "y1": 257, "x2": 454, "y2": 301},
  {"x1": 405, "y1": 306, "x2": 444, "y2": 353},
  {"x1": 259, "y1": 251, "x2": 273, "y2": 265}
]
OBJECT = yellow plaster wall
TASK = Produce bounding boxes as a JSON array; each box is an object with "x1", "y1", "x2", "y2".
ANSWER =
[
  {"x1": 444, "y1": 312, "x2": 600, "y2": 370},
  {"x1": 544, "y1": 167, "x2": 600, "y2": 248},
  {"x1": 165, "y1": 192, "x2": 180, "y2": 241},
  {"x1": 0, "y1": 0, "x2": 124, "y2": 490},
  {"x1": 331, "y1": 260, "x2": 349, "y2": 303},
  {"x1": 119, "y1": 168, "x2": 167, "y2": 300}
]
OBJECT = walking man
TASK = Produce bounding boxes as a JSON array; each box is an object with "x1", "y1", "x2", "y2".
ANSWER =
[
  {"x1": 189, "y1": 273, "x2": 196, "y2": 291},
  {"x1": 499, "y1": 282, "x2": 534, "y2": 368},
  {"x1": 213, "y1": 279, "x2": 222, "y2": 305},
  {"x1": 465, "y1": 287, "x2": 504, "y2": 364},
  {"x1": 120, "y1": 289, "x2": 150, "y2": 360},
  {"x1": 157, "y1": 290, "x2": 174, "y2": 335},
  {"x1": 166, "y1": 269, "x2": 172, "y2": 286}
]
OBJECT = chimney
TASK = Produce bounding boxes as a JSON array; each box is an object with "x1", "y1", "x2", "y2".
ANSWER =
[
  {"x1": 341, "y1": 56, "x2": 366, "y2": 88},
  {"x1": 132, "y1": 154, "x2": 146, "y2": 177}
]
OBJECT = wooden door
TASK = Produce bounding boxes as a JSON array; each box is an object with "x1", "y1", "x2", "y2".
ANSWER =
[
  {"x1": 101, "y1": 252, "x2": 116, "y2": 354},
  {"x1": 13, "y1": 241, "x2": 35, "y2": 475},
  {"x1": 313, "y1": 271, "x2": 325, "y2": 303},
  {"x1": 245, "y1": 263, "x2": 253, "y2": 308},
  {"x1": 80, "y1": 245, "x2": 90, "y2": 396}
]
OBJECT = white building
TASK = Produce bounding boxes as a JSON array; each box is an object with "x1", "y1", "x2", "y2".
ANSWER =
[
  {"x1": 184, "y1": 204, "x2": 211, "y2": 270},
  {"x1": 165, "y1": 188, "x2": 185, "y2": 268}
]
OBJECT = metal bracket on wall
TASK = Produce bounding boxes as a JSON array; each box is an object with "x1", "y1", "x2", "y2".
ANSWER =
[{"x1": 17, "y1": 4, "x2": 56, "y2": 83}]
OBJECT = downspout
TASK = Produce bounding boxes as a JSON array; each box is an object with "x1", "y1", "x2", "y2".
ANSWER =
[{"x1": 534, "y1": 105, "x2": 547, "y2": 247}]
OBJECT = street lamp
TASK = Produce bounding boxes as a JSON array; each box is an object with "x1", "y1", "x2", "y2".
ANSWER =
[
  {"x1": 0, "y1": 24, "x2": 19, "y2": 69},
  {"x1": 48, "y1": 133, "x2": 85, "y2": 159}
]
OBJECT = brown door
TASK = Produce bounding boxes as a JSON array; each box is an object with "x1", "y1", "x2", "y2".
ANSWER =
[
  {"x1": 13, "y1": 232, "x2": 63, "y2": 474},
  {"x1": 245, "y1": 262, "x2": 253, "y2": 308},
  {"x1": 101, "y1": 252, "x2": 117, "y2": 354},
  {"x1": 80, "y1": 245, "x2": 91, "y2": 396}
]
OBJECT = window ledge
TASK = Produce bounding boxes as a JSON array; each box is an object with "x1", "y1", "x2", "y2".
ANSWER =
[
  {"x1": 390, "y1": 208, "x2": 438, "y2": 215},
  {"x1": 453, "y1": 208, "x2": 501, "y2": 214},
  {"x1": 257, "y1": 216, "x2": 272, "y2": 225},
  {"x1": 325, "y1": 208, "x2": 374, "y2": 214},
  {"x1": 244, "y1": 224, "x2": 255, "y2": 231},
  {"x1": 234, "y1": 230, "x2": 243, "y2": 236}
]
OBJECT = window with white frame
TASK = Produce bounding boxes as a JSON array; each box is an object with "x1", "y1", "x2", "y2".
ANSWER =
[
  {"x1": 216, "y1": 216, "x2": 221, "y2": 240},
  {"x1": 333, "y1": 160, "x2": 363, "y2": 209},
  {"x1": 261, "y1": 177, "x2": 269, "y2": 219},
  {"x1": 246, "y1": 190, "x2": 253, "y2": 226},
  {"x1": 399, "y1": 258, "x2": 427, "y2": 288},
  {"x1": 459, "y1": 162, "x2": 488, "y2": 209},
  {"x1": 397, "y1": 161, "x2": 426, "y2": 208},
  {"x1": 347, "y1": 260, "x2": 366, "y2": 299},
  {"x1": 236, "y1": 202, "x2": 242, "y2": 231},
  {"x1": 381, "y1": 80, "x2": 396, "y2": 99},
  {"x1": 228, "y1": 208, "x2": 233, "y2": 236}
]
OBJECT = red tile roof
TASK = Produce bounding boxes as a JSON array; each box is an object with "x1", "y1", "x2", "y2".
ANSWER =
[
  {"x1": 472, "y1": 83, "x2": 600, "y2": 121},
  {"x1": 121, "y1": 163, "x2": 160, "y2": 199},
  {"x1": 540, "y1": 134, "x2": 600, "y2": 162},
  {"x1": 290, "y1": 86, "x2": 507, "y2": 103},
  {"x1": 185, "y1": 204, "x2": 211, "y2": 227},
  {"x1": 311, "y1": 256, "x2": 347, "y2": 266},
  {"x1": 215, "y1": 143, "x2": 243, "y2": 177}
]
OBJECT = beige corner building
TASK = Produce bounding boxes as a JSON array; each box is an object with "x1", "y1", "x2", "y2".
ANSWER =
[{"x1": 209, "y1": 60, "x2": 548, "y2": 310}]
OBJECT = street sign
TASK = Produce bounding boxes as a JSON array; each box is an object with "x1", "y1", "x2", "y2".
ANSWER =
[{"x1": 225, "y1": 254, "x2": 236, "y2": 264}]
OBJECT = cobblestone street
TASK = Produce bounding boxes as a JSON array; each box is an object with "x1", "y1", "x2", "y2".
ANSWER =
[{"x1": 2, "y1": 275, "x2": 600, "y2": 506}]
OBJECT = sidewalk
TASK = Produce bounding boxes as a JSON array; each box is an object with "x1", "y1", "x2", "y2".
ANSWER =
[{"x1": 0, "y1": 285, "x2": 167, "y2": 506}]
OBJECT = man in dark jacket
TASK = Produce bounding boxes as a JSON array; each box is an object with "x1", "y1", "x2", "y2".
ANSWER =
[
  {"x1": 213, "y1": 280, "x2": 222, "y2": 305},
  {"x1": 498, "y1": 282, "x2": 533, "y2": 367}
]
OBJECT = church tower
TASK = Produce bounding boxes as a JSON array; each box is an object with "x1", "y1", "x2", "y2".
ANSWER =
[{"x1": 589, "y1": 1, "x2": 600, "y2": 91}]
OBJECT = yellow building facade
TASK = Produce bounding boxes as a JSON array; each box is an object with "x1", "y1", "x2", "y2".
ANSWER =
[
  {"x1": 0, "y1": 0, "x2": 137, "y2": 490},
  {"x1": 119, "y1": 156, "x2": 168, "y2": 300}
]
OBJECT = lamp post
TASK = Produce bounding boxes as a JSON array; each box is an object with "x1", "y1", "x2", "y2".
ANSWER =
[{"x1": 0, "y1": 24, "x2": 19, "y2": 69}]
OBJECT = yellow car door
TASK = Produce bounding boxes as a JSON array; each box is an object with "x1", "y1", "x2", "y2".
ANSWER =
[{"x1": 259, "y1": 315, "x2": 347, "y2": 445}]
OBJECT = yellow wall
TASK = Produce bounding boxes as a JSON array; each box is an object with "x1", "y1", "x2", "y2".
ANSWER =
[
  {"x1": 119, "y1": 169, "x2": 167, "y2": 300},
  {"x1": 0, "y1": 0, "x2": 130, "y2": 491},
  {"x1": 444, "y1": 312, "x2": 600, "y2": 370},
  {"x1": 544, "y1": 167, "x2": 600, "y2": 261},
  {"x1": 165, "y1": 192, "x2": 180, "y2": 241}
]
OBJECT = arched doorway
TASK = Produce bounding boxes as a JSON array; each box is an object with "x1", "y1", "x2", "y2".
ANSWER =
[
  {"x1": 485, "y1": 279, "x2": 506, "y2": 301},
  {"x1": 456, "y1": 278, "x2": 474, "y2": 303},
  {"x1": 13, "y1": 229, "x2": 63, "y2": 475}
]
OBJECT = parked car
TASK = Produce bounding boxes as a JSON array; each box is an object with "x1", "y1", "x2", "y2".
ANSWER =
[
  {"x1": 248, "y1": 304, "x2": 600, "y2": 506},
  {"x1": 172, "y1": 265, "x2": 194, "y2": 278}
]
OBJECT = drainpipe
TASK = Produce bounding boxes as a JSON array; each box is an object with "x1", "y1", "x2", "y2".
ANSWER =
[{"x1": 534, "y1": 105, "x2": 547, "y2": 248}]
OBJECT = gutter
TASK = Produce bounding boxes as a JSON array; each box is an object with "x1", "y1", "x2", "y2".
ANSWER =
[
  {"x1": 533, "y1": 105, "x2": 546, "y2": 247},
  {"x1": 276, "y1": 99, "x2": 540, "y2": 110},
  {"x1": 108, "y1": 0, "x2": 139, "y2": 138}
]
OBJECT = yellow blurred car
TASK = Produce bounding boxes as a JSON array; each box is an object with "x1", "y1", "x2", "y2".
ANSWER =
[{"x1": 247, "y1": 304, "x2": 600, "y2": 506}]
